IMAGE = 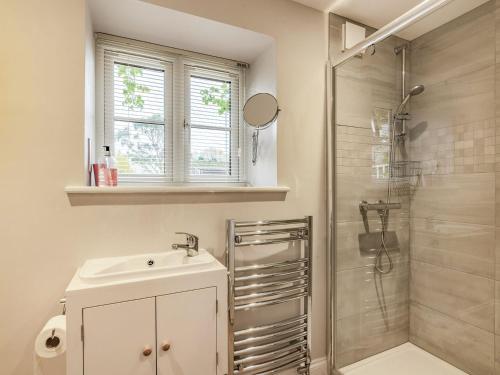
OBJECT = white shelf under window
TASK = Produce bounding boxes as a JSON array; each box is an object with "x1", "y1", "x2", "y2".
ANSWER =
[{"x1": 64, "y1": 185, "x2": 289, "y2": 205}]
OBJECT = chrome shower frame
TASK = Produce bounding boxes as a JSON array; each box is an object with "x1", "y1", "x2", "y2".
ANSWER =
[
  {"x1": 331, "y1": 0, "x2": 454, "y2": 67},
  {"x1": 395, "y1": 44, "x2": 408, "y2": 137},
  {"x1": 326, "y1": 0, "x2": 452, "y2": 373}
]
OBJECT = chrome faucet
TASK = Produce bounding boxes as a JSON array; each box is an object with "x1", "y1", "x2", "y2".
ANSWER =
[{"x1": 172, "y1": 232, "x2": 199, "y2": 257}]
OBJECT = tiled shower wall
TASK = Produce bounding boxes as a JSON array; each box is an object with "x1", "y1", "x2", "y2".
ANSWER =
[
  {"x1": 408, "y1": 2, "x2": 497, "y2": 374},
  {"x1": 330, "y1": 14, "x2": 411, "y2": 368}
]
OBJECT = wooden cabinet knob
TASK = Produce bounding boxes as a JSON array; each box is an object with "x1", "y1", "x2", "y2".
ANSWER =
[
  {"x1": 161, "y1": 341, "x2": 171, "y2": 352},
  {"x1": 142, "y1": 346, "x2": 153, "y2": 357}
]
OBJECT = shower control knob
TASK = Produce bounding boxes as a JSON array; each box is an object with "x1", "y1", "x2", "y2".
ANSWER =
[
  {"x1": 161, "y1": 341, "x2": 171, "y2": 351},
  {"x1": 142, "y1": 346, "x2": 153, "y2": 357}
]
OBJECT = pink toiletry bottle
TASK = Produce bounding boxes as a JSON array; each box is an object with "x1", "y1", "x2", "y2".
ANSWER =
[
  {"x1": 93, "y1": 150, "x2": 106, "y2": 187},
  {"x1": 102, "y1": 145, "x2": 118, "y2": 186}
]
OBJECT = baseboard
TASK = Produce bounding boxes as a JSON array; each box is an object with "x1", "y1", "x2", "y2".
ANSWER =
[{"x1": 277, "y1": 357, "x2": 327, "y2": 375}]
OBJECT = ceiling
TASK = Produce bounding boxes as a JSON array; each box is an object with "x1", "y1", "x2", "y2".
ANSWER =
[
  {"x1": 87, "y1": 0, "x2": 274, "y2": 63},
  {"x1": 291, "y1": 0, "x2": 489, "y2": 40}
]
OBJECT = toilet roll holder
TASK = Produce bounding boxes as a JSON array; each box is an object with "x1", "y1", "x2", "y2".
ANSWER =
[{"x1": 45, "y1": 298, "x2": 66, "y2": 349}]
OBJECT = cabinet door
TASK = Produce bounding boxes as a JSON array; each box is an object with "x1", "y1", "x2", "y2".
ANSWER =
[
  {"x1": 156, "y1": 288, "x2": 217, "y2": 375},
  {"x1": 83, "y1": 298, "x2": 156, "y2": 375}
]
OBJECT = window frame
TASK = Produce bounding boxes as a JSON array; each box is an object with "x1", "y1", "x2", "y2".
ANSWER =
[
  {"x1": 104, "y1": 54, "x2": 174, "y2": 183},
  {"x1": 95, "y1": 35, "x2": 245, "y2": 185},
  {"x1": 183, "y1": 65, "x2": 243, "y2": 183}
]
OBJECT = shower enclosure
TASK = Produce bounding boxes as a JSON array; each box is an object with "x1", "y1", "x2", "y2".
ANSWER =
[{"x1": 327, "y1": 1, "x2": 498, "y2": 374}]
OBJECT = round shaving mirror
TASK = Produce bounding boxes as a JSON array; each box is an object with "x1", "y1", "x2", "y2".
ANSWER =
[
  {"x1": 243, "y1": 93, "x2": 280, "y2": 130},
  {"x1": 243, "y1": 93, "x2": 280, "y2": 165}
]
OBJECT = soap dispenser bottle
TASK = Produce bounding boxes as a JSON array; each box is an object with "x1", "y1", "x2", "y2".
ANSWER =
[{"x1": 102, "y1": 145, "x2": 118, "y2": 186}]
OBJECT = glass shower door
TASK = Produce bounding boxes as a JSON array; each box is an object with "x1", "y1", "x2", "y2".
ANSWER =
[{"x1": 330, "y1": 15, "x2": 411, "y2": 371}]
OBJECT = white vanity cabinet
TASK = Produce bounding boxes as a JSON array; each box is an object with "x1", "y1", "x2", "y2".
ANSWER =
[
  {"x1": 65, "y1": 250, "x2": 227, "y2": 375},
  {"x1": 156, "y1": 288, "x2": 217, "y2": 375},
  {"x1": 83, "y1": 289, "x2": 217, "y2": 375},
  {"x1": 83, "y1": 297, "x2": 157, "y2": 375}
]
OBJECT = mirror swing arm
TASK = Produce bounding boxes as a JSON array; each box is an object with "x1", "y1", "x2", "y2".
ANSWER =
[{"x1": 251, "y1": 108, "x2": 280, "y2": 165}]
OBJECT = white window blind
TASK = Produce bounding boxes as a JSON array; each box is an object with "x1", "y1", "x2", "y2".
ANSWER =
[
  {"x1": 96, "y1": 34, "x2": 245, "y2": 185},
  {"x1": 184, "y1": 67, "x2": 241, "y2": 182}
]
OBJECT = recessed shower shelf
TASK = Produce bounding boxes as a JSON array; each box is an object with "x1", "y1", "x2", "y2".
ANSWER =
[{"x1": 64, "y1": 185, "x2": 290, "y2": 205}]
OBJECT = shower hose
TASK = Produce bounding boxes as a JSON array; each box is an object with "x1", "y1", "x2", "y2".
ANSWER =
[
  {"x1": 374, "y1": 115, "x2": 398, "y2": 275},
  {"x1": 374, "y1": 209, "x2": 394, "y2": 274}
]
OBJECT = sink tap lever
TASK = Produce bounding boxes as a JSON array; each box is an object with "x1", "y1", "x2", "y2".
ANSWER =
[{"x1": 172, "y1": 232, "x2": 199, "y2": 257}]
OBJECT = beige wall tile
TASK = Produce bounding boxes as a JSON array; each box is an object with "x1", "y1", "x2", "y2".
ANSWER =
[
  {"x1": 336, "y1": 74, "x2": 399, "y2": 129},
  {"x1": 410, "y1": 302, "x2": 494, "y2": 375},
  {"x1": 409, "y1": 1, "x2": 496, "y2": 172},
  {"x1": 496, "y1": 334, "x2": 500, "y2": 375},
  {"x1": 496, "y1": 175, "x2": 500, "y2": 224},
  {"x1": 495, "y1": 2, "x2": 500, "y2": 371},
  {"x1": 336, "y1": 302, "x2": 408, "y2": 368},
  {"x1": 492, "y1": 0, "x2": 500, "y2": 64},
  {"x1": 337, "y1": 219, "x2": 409, "y2": 271},
  {"x1": 336, "y1": 122, "x2": 412, "y2": 180},
  {"x1": 410, "y1": 119, "x2": 496, "y2": 175},
  {"x1": 337, "y1": 174, "x2": 410, "y2": 222},
  {"x1": 411, "y1": 3, "x2": 494, "y2": 86},
  {"x1": 411, "y1": 260, "x2": 494, "y2": 332},
  {"x1": 407, "y1": 3, "x2": 497, "y2": 372},
  {"x1": 496, "y1": 281, "x2": 500, "y2": 335},
  {"x1": 337, "y1": 260, "x2": 409, "y2": 319},
  {"x1": 411, "y1": 218, "x2": 495, "y2": 278},
  {"x1": 496, "y1": 228, "x2": 500, "y2": 281},
  {"x1": 410, "y1": 66, "x2": 494, "y2": 131},
  {"x1": 411, "y1": 173, "x2": 495, "y2": 225},
  {"x1": 496, "y1": 64, "x2": 500, "y2": 119}
]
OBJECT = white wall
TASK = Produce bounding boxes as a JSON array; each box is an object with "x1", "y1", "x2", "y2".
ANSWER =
[
  {"x1": 246, "y1": 45, "x2": 278, "y2": 186},
  {"x1": 84, "y1": 2, "x2": 95, "y2": 177},
  {"x1": 0, "y1": 1, "x2": 327, "y2": 374}
]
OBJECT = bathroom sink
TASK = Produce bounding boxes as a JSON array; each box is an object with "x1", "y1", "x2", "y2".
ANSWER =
[
  {"x1": 78, "y1": 249, "x2": 217, "y2": 282},
  {"x1": 66, "y1": 248, "x2": 228, "y2": 375}
]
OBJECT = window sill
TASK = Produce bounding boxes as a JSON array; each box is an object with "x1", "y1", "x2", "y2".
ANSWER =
[{"x1": 64, "y1": 185, "x2": 289, "y2": 206}]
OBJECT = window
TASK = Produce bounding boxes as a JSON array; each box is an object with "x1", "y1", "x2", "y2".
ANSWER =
[
  {"x1": 96, "y1": 34, "x2": 245, "y2": 184},
  {"x1": 113, "y1": 62, "x2": 168, "y2": 176},
  {"x1": 185, "y1": 69, "x2": 240, "y2": 181}
]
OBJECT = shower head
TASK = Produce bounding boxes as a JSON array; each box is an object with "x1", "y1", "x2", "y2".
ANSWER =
[
  {"x1": 409, "y1": 85, "x2": 425, "y2": 96},
  {"x1": 396, "y1": 84, "x2": 425, "y2": 116}
]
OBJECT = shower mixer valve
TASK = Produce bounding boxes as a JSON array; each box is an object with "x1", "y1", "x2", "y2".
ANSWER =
[
  {"x1": 358, "y1": 200, "x2": 401, "y2": 274},
  {"x1": 359, "y1": 200, "x2": 401, "y2": 231}
]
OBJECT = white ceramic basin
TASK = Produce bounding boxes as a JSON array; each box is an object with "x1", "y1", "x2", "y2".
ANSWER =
[{"x1": 78, "y1": 249, "x2": 217, "y2": 282}]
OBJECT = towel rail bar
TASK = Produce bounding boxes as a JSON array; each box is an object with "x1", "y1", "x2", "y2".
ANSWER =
[{"x1": 226, "y1": 216, "x2": 312, "y2": 374}]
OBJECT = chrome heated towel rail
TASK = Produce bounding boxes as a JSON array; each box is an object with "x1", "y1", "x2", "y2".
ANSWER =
[{"x1": 226, "y1": 217, "x2": 313, "y2": 375}]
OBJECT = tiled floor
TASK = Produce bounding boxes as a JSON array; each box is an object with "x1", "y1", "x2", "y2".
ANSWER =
[{"x1": 339, "y1": 343, "x2": 468, "y2": 375}]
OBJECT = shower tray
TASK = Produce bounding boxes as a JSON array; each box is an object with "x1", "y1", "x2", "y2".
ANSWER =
[{"x1": 339, "y1": 343, "x2": 468, "y2": 375}]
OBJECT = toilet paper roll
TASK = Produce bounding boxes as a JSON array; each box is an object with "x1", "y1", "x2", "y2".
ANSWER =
[
  {"x1": 35, "y1": 315, "x2": 66, "y2": 359},
  {"x1": 34, "y1": 351, "x2": 66, "y2": 375}
]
